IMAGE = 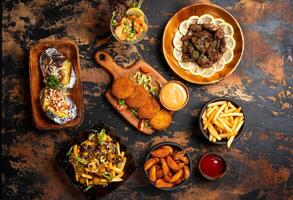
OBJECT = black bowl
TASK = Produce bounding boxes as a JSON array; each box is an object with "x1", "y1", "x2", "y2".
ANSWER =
[
  {"x1": 144, "y1": 141, "x2": 192, "y2": 191},
  {"x1": 56, "y1": 121, "x2": 137, "y2": 200},
  {"x1": 199, "y1": 97, "x2": 247, "y2": 145},
  {"x1": 198, "y1": 152, "x2": 227, "y2": 180}
]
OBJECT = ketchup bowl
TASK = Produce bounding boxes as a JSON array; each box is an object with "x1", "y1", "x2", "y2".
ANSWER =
[{"x1": 199, "y1": 152, "x2": 226, "y2": 180}]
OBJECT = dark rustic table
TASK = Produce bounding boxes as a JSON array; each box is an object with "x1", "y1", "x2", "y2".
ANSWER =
[{"x1": 2, "y1": 0, "x2": 293, "y2": 200}]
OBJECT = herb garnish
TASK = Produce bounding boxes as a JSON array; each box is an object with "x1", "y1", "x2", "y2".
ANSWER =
[{"x1": 46, "y1": 75, "x2": 60, "y2": 89}]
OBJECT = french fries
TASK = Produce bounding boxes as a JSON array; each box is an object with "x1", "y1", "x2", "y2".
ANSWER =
[
  {"x1": 201, "y1": 100, "x2": 245, "y2": 148},
  {"x1": 145, "y1": 145, "x2": 190, "y2": 188}
]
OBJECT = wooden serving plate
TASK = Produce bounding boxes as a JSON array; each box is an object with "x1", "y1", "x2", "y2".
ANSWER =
[
  {"x1": 163, "y1": 3, "x2": 244, "y2": 84},
  {"x1": 95, "y1": 50, "x2": 169, "y2": 135},
  {"x1": 29, "y1": 40, "x2": 84, "y2": 130}
]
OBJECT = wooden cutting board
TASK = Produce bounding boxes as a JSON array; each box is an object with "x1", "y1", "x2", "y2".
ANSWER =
[
  {"x1": 29, "y1": 40, "x2": 84, "y2": 130},
  {"x1": 94, "y1": 50, "x2": 169, "y2": 135}
]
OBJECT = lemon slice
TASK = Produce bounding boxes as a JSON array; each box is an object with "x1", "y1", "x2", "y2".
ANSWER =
[
  {"x1": 173, "y1": 31, "x2": 183, "y2": 50},
  {"x1": 126, "y1": 7, "x2": 144, "y2": 17},
  {"x1": 187, "y1": 16, "x2": 199, "y2": 27},
  {"x1": 222, "y1": 47, "x2": 234, "y2": 63},
  {"x1": 174, "y1": 31, "x2": 183, "y2": 39},
  {"x1": 200, "y1": 66, "x2": 216, "y2": 77},
  {"x1": 219, "y1": 22, "x2": 234, "y2": 36},
  {"x1": 189, "y1": 63, "x2": 205, "y2": 75},
  {"x1": 178, "y1": 61, "x2": 192, "y2": 70},
  {"x1": 173, "y1": 48, "x2": 182, "y2": 61},
  {"x1": 224, "y1": 35, "x2": 236, "y2": 49},
  {"x1": 179, "y1": 20, "x2": 188, "y2": 35},
  {"x1": 197, "y1": 14, "x2": 214, "y2": 24},
  {"x1": 214, "y1": 57, "x2": 226, "y2": 72},
  {"x1": 211, "y1": 18, "x2": 225, "y2": 26}
]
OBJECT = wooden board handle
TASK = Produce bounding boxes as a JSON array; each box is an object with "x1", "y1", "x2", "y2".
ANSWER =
[{"x1": 95, "y1": 50, "x2": 126, "y2": 78}]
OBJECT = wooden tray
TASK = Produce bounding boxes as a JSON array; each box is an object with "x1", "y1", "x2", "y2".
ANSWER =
[
  {"x1": 163, "y1": 3, "x2": 244, "y2": 84},
  {"x1": 95, "y1": 50, "x2": 169, "y2": 135},
  {"x1": 29, "y1": 40, "x2": 84, "y2": 130}
]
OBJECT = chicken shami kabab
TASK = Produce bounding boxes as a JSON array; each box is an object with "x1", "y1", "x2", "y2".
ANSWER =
[
  {"x1": 112, "y1": 77, "x2": 135, "y2": 99},
  {"x1": 138, "y1": 97, "x2": 160, "y2": 119},
  {"x1": 126, "y1": 85, "x2": 150, "y2": 108},
  {"x1": 150, "y1": 110, "x2": 172, "y2": 130}
]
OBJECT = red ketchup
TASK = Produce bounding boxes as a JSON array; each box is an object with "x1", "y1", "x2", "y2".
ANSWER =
[{"x1": 199, "y1": 153, "x2": 226, "y2": 179}]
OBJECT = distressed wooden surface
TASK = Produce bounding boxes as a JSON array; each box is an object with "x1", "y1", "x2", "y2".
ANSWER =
[{"x1": 2, "y1": 0, "x2": 293, "y2": 200}]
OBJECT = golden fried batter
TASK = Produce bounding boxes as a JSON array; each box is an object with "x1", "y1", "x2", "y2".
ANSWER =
[
  {"x1": 112, "y1": 77, "x2": 135, "y2": 99},
  {"x1": 138, "y1": 97, "x2": 160, "y2": 119},
  {"x1": 150, "y1": 109, "x2": 172, "y2": 130},
  {"x1": 126, "y1": 85, "x2": 149, "y2": 108}
]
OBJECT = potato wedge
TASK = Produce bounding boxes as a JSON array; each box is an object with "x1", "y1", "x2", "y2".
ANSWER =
[
  {"x1": 179, "y1": 156, "x2": 189, "y2": 164},
  {"x1": 173, "y1": 162, "x2": 185, "y2": 172},
  {"x1": 162, "y1": 145, "x2": 174, "y2": 155},
  {"x1": 155, "y1": 179, "x2": 174, "y2": 188},
  {"x1": 151, "y1": 146, "x2": 172, "y2": 157},
  {"x1": 160, "y1": 158, "x2": 170, "y2": 176},
  {"x1": 164, "y1": 172, "x2": 173, "y2": 182},
  {"x1": 183, "y1": 165, "x2": 190, "y2": 180},
  {"x1": 170, "y1": 169, "x2": 183, "y2": 182},
  {"x1": 174, "y1": 177, "x2": 183, "y2": 185},
  {"x1": 166, "y1": 155, "x2": 179, "y2": 171},
  {"x1": 144, "y1": 157, "x2": 159, "y2": 171},
  {"x1": 156, "y1": 169, "x2": 163, "y2": 179},
  {"x1": 149, "y1": 165, "x2": 157, "y2": 182},
  {"x1": 173, "y1": 149, "x2": 186, "y2": 160}
]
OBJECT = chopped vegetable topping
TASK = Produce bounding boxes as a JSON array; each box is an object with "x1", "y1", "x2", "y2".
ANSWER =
[
  {"x1": 103, "y1": 172, "x2": 113, "y2": 181},
  {"x1": 66, "y1": 146, "x2": 73, "y2": 157},
  {"x1": 74, "y1": 156, "x2": 88, "y2": 165},
  {"x1": 130, "y1": 108, "x2": 139, "y2": 117},
  {"x1": 88, "y1": 133, "x2": 96, "y2": 141},
  {"x1": 143, "y1": 120, "x2": 151, "y2": 128},
  {"x1": 98, "y1": 129, "x2": 106, "y2": 144}
]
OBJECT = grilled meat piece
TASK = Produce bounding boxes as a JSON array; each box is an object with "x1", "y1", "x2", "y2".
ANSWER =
[
  {"x1": 180, "y1": 21, "x2": 228, "y2": 68},
  {"x1": 215, "y1": 29, "x2": 225, "y2": 39}
]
